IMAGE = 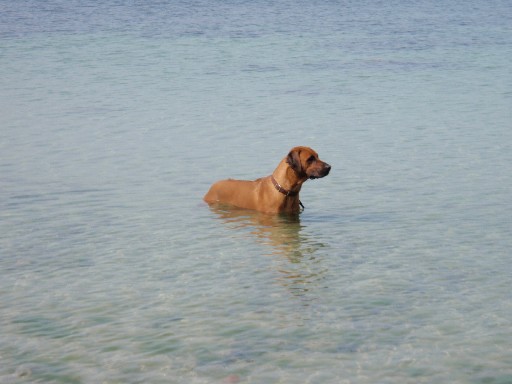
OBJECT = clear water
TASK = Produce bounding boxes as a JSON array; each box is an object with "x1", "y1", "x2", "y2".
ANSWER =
[{"x1": 1, "y1": 1, "x2": 511, "y2": 383}]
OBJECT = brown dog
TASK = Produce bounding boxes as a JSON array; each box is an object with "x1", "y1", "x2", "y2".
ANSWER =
[{"x1": 203, "y1": 146, "x2": 331, "y2": 214}]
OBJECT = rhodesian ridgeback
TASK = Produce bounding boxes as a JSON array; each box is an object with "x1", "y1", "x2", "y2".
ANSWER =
[{"x1": 203, "y1": 146, "x2": 331, "y2": 214}]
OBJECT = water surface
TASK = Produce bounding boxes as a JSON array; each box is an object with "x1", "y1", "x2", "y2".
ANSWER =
[{"x1": 1, "y1": 1, "x2": 511, "y2": 383}]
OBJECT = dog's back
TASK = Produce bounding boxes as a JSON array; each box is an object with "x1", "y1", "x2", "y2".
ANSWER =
[{"x1": 204, "y1": 178, "x2": 263, "y2": 210}]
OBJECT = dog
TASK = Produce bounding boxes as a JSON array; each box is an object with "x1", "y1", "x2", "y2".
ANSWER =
[{"x1": 203, "y1": 146, "x2": 330, "y2": 214}]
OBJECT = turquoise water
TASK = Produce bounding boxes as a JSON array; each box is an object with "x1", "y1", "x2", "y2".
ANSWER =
[{"x1": 1, "y1": 1, "x2": 512, "y2": 383}]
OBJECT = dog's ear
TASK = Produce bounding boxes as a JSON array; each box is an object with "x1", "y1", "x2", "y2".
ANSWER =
[{"x1": 286, "y1": 149, "x2": 303, "y2": 175}]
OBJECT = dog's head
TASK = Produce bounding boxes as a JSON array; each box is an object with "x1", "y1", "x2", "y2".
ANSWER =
[{"x1": 286, "y1": 146, "x2": 331, "y2": 180}]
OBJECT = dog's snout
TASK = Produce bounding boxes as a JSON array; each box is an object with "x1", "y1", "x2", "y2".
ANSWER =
[{"x1": 324, "y1": 163, "x2": 331, "y2": 175}]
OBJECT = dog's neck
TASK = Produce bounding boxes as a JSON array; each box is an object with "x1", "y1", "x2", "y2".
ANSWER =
[{"x1": 271, "y1": 159, "x2": 307, "y2": 195}]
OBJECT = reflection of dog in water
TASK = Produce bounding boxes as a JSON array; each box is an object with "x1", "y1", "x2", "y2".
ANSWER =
[
  {"x1": 204, "y1": 146, "x2": 331, "y2": 214},
  {"x1": 208, "y1": 205, "x2": 303, "y2": 259},
  {"x1": 208, "y1": 206, "x2": 327, "y2": 297}
]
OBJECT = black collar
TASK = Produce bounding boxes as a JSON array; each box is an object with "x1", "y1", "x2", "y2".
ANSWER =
[{"x1": 271, "y1": 175, "x2": 299, "y2": 197}]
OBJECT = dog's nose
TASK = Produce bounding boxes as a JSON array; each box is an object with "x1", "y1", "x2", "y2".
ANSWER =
[{"x1": 324, "y1": 163, "x2": 331, "y2": 175}]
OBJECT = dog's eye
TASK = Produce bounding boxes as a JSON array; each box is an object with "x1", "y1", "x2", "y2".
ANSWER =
[{"x1": 307, "y1": 156, "x2": 315, "y2": 164}]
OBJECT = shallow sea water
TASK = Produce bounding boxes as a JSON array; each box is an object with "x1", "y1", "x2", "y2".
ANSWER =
[{"x1": 1, "y1": 1, "x2": 512, "y2": 383}]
